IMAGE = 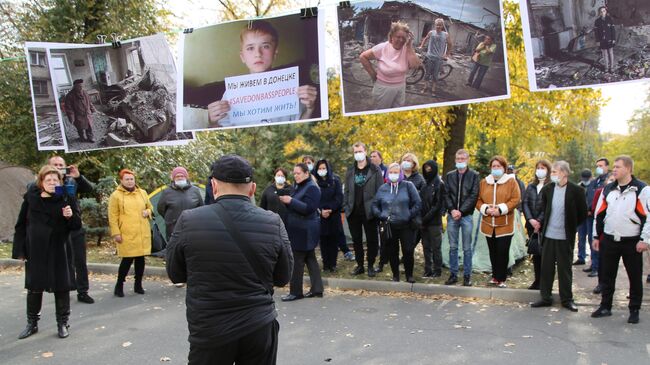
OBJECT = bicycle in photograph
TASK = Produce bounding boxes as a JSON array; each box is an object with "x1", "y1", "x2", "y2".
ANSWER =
[{"x1": 406, "y1": 48, "x2": 453, "y2": 85}]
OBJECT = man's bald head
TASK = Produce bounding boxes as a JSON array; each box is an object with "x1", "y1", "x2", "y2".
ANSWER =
[{"x1": 49, "y1": 156, "x2": 66, "y2": 170}]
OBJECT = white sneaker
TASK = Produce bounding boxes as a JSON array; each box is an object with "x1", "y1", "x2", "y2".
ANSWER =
[{"x1": 497, "y1": 282, "x2": 507, "y2": 288}]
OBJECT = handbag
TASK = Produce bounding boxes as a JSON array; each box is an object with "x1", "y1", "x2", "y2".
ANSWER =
[
  {"x1": 526, "y1": 232, "x2": 541, "y2": 256},
  {"x1": 151, "y1": 220, "x2": 167, "y2": 253}
]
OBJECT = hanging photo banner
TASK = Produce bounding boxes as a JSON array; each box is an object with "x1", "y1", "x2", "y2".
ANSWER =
[
  {"x1": 25, "y1": 44, "x2": 67, "y2": 151},
  {"x1": 520, "y1": 0, "x2": 650, "y2": 91},
  {"x1": 337, "y1": 0, "x2": 510, "y2": 116},
  {"x1": 44, "y1": 34, "x2": 193, "y2": 153},
  {"x1": 177, "y1": 10, "x2": 328, "y2": 131}
]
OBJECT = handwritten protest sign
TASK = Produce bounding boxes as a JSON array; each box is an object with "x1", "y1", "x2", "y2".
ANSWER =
[{"x1": 223, "y1": 66, "x2": 300, "y2": 125}]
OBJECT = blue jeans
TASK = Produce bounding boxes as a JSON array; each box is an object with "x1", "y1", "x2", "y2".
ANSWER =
[
  {"x1": 447, "y1": 215, "x2": 474, "y2": 276},
  {"x1": 576, "y1": 220, "x2": 590, "y2": 261},
  {"x1": 586, "y1": 216, "x2": 598, "y2": 271},
  {"x1": 468, "y1": 62, "x2": 489, "y2": 89}
]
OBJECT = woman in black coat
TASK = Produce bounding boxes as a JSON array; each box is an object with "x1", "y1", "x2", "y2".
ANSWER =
[
  {"x1": 594, "y1": 6, "x2": 616, "y2": 73},
  {"x1": 12, "y1": 165, "x2": 81, "y2": 339},
  {"x1": 313, "y1": 159, "x2": 345, "y2": 272},
  {"x1": 522, "y1": 159, "x2": 552, "y2": 290},
  {"x1": 280, "y1": 163, "x2": 323, "y2": 301},
  {"x1": 259, "y1": 167, "x2": 293, "y2": 224}
]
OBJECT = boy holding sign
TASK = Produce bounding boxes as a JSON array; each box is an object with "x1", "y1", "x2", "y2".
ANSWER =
[{"x1": 207, "y1": 21, "x2": 318, "y2": 126}]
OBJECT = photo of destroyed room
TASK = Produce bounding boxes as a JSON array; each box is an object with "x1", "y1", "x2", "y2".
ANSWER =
[
  {"x1": 49, "y1": 34, "x2": 192, "y2": 153},
  {"x1": 523, "y1": 0, "x2": 650, "y2": 90}
]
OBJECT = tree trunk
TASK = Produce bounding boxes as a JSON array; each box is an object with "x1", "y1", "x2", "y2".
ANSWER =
[{"x1": 442, "y1": 105, "x2": 468, "y2": 175}]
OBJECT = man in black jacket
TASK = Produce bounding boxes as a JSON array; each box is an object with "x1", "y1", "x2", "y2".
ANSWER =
[
  {"x1": 342, "y1": 142, "x2": 385, "y2": 277},
  {"x1": 531, "y1": 161, "x2": 587, "y2": 312},
  {"x1": 443, "y1": 149, "x2": 480, "y2": 286},
  {"x1": 48, "y1": 156, "x2": 95, "y2": 304},
  {"x1": 420, "y1": 160, "x2": 446, "y2": 278},
  {"x1": 166, "y1": 154, "x2": 293, "y2": 365}
]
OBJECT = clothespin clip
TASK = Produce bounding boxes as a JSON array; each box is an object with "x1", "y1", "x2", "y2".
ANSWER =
[
  {"x1": 301, "y1": 6, "x2": 318, "y2": 18},
  {"x1": 183, "y1": 28, "x2": 194, "y2": 34},
  {"x1": 339, "y1": 1, "x2": 351, "y2": 8},
  {"x1": 97, "y1": 34, "x2": 107, "y2": 44},
  {"x1": 248, "y1": 20, "x2": 253, "y2": 30},
  {"x1": 111, "y1": 33, "x2": 122, "y2": 49}
]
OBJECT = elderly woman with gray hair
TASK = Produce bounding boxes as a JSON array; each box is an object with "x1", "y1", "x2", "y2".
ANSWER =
[
  {"x1": 359, "y1": 21, "x2": 422, "y2": 110},
  {"x1": 531, "y1": 161, "x2": 588, "y2": 312}
]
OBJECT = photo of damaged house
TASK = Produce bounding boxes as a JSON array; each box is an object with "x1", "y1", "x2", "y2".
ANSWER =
[
  {"x1": 338, "y1": 0, "x2": 508, "y2": 115},
  {"x1": 523, "y1": 0, "x2": 650, "y2": 90},
  {"x1": 49, "y1": 34, "x2": 193, "y2": 153},
  {"x1": 26, "y1": 47, "x2": 65, "y2": 150}
]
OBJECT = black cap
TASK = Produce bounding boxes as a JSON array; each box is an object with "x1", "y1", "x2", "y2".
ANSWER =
[
  {"x1": 211, "y1": 154, "x2": 253, "y2": 184},
  {"x1": 73, "y1": 79, "x2": 84, "y2": 85},
  {"x1": 581, "y1": 169, "x2": 592, "y2": 179}
]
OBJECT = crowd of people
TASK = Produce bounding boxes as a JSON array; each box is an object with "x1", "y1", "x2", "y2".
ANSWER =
[{"x1": 11, "y1": 146, "x2": 650, "y2": 351}]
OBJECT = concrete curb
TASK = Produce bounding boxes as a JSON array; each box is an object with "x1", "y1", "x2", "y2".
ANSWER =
[{"x1": 0, "y1": 258, "x2": 543, "y2": 304}]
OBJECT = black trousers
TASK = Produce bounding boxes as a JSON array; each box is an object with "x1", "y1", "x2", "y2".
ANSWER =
[
  {"x1": 526, "y1": 225, "x2": 541, "y2": 285},
  {"x1": 599, "y1": 235, "x2": 644, "y2": 311},
  {"x1": 385, "y1": 225, "x2": 416, "y2": 279},
  {"x1": 539, "y1": 237, "x2": 574, "y2": 303},
  {"x1": 347, "y1": 213, "x2": 379, "y2": 269},
  {"x1": 26, "y1": 290, "x2": 70, "y2": 324},
  {"x1": 117, "y1": 256, "x2": 145, "y2": 281},
  {"x1": 188, "y1": 319, "x2": 279, "y2": 365},
  {"x1": 486, "y1": 233, "x2": 512, "y2": 282},
  {"x1": 421, "y1": 225, "x2": 443, "y2": 274},
  {"x1": 320, "y1": 233, "x2": 340, "y2": 270},
  {"x1": 289, "y1": 250, "x2": 323, "y2": 296},
  {"x1": 70, "y1": 228, "x2": 89, "y2": 294}
]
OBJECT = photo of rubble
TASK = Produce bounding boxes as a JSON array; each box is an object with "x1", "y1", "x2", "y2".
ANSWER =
[
  {"x1": 337, "y1": 0, "x2": 509, "y2": 116},
  {"x1": 47, "y1": 34, "x2": 193, "y2": 153},
  {"x1": 521, "y1": 0, "x2": 650, "y2": 91},
  {"x1": 25, "y1": 46, "x2": 66, "y2": 150}
]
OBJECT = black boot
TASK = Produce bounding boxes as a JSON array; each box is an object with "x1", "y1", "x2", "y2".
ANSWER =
[
  {"x1": 114, "y1": 275, "x2": 125, "y2": 297},
  {"x1": 54, "y1": 292, "x2": 70, "y2": 339},
  {"x1": 134, "y1": 276, "x2": 145, "y2": 295},
  {"x1": 18, "y1": 291, "x2": 42, "y2": 339}
]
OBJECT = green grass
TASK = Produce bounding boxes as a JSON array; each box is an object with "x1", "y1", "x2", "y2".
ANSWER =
[{"x1": 0, "y1": 241, "x2": 535, "y2": 289}]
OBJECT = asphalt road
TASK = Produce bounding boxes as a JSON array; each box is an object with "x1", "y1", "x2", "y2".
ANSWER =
[{"x1": 1, "y1": 270, "x2": 649, "y2": 365}]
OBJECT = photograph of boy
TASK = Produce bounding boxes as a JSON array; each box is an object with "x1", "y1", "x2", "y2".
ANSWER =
[
  {"x1": 521, "y1": 0, "x2": 650, "y2": 90},
  {"x1": 181, "y1": 13, "x2": 325, "y2": 131}
]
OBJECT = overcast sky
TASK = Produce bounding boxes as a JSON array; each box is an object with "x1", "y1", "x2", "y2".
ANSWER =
[{"x1": 598, "y1": 81, "x2": 649, "y2": 135}]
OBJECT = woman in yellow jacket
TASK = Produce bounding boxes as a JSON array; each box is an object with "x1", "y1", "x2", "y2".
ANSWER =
[
  {"x1": 476, "y1": 156, "x2": 521, "y2": 288},
  {"x1": 108, "y1": 169, "x2": 153, "y2": 297}
]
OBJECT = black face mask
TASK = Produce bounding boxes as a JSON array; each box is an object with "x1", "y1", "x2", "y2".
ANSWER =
[{"x1": 422, "y1": 162, "x2": 438, "y2": 182}]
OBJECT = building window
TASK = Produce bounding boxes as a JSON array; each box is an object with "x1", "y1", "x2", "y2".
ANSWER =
[
  {"x1": 29, "y1": 52, "x2": 47, "y2": 67},
  {"x1": 50, "y1": 54, "x2": 72, "y2": 87},
  {"x1": 32, "y1": 79, "x2": 49, "y2": 96}
]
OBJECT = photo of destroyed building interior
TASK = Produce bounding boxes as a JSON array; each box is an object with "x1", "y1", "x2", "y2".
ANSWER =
[
  {"x1": 524, "y1": 0, "x2": 650, "y2": 90},
  {"x1": 338, "y1": 0, "x2": 508, "y2": 115},
  {"x1": 27, "y1": 47, "x2": 65, "y2": 150},
  {"x1": 49, "y1": 34, "x2": 192, "y2": 152}
]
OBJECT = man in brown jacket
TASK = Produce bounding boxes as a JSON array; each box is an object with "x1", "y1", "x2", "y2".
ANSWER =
[{"x1": 64, "y1": 79, "x2": 96, "y2": 142}]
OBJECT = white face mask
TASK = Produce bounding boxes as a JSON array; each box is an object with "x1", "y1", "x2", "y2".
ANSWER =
[
  {"x1": 401, "y1": 161, "x2": 413, "y2": 170},
  {"x1": 354, "y1": 152, "x2": 366, "y2": 162},
  {"x1": 307, "y1": 163, "x2": 314, "y2": 172},
  {"x1": 535, "y1": 169, "x2": 547, "y2": 179},
  {"x1": 175, "y1": 179, "x2": 188, "y2": 188},
  {"x1": 317, "y1": 169, "x2": 327, "y2": 177},
  {"x1": 550, "y1": 175, "x2": 560, "y2": 184},
  {"x1": 388, "y1": 173, "x2": 400, "y2": 183},
  {"x1": 274, "y1": 176, "x2": 286, "y2": 185}
]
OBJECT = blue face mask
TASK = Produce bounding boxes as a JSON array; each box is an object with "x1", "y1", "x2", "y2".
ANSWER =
[
  {"x1": 401, "y1": 161, "x2": 413, "y2": 170},
  {"x1": 455, "y1": 162, "x2": 467, "y2": 170},
  {"x1": 550, "y1": 175, "x2": 560, "y2": 184},
  {"x1": 491, "y1": 169, "x2": 504, "y2": 178},
  {"x1": 388, "y1": 173, "x2": 400, "y2": 183},
  {"x1": 175, "y1": 179, "x2": 188, "y2": 188},
  {"x1": 595, "y1": 167, "x2": 604, "y2": 176},
  {"x1": 307, "y1": 163, "x2": 314, "y2": 172}
]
